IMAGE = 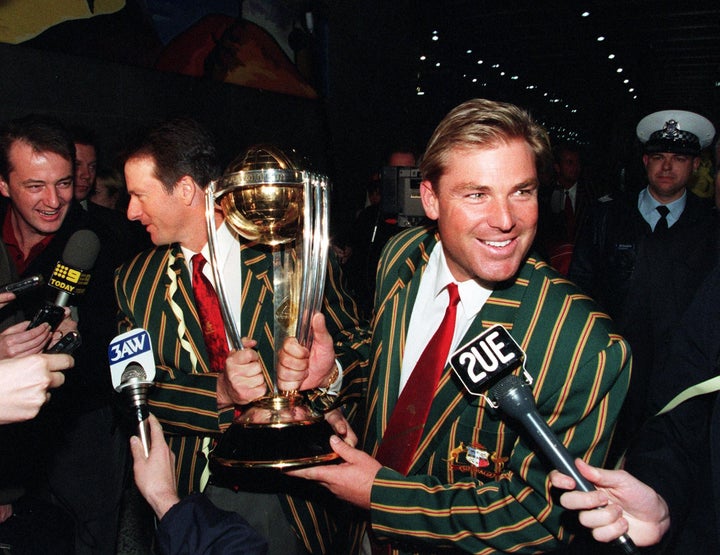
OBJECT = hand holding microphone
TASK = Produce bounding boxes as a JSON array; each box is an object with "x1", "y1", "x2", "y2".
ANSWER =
[
  {"x1": 449, "y1": 325, "x2": 638, "y2": 554},
  {"x1": 489, "y1": 375, "x2": 640, "y2": 555},
  {"x1": 109, "y1": 328, "x2": 156, "y2": 457},
  {"x1": 28, "y1": 229, "x2": 100, "y2": 334}
]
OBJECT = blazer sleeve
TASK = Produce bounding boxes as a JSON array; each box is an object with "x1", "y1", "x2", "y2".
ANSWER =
[{"x1": 114, "y1": 252, "x2": 233, "y2": 436}]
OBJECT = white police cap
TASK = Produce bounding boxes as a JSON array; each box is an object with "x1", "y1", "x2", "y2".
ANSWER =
[{"x1": 636, "y1": 110, "x2": 715, "y2": 155}]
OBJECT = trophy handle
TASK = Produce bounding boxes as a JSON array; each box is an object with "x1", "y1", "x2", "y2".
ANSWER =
[
  {"x1": 295, "y1": 173, "x2": 330, "y2": 347},
  {"x1": 205, "y1": 180, "x2": 244, "y2": 351}
]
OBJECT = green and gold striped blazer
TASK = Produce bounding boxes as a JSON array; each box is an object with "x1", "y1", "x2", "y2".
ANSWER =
[
  {"x1": 115, "y1": 241, "x2": 368, "y2": 554},
  {"x1": 341, "y1": 225, "x2": 631, "y2": 554}
]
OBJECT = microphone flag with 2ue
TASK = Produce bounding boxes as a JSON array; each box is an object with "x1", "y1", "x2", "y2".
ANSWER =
[
  {"x1": 457, "y1": 326, "x2": 640, "y2": 555},
  {"x1": 449, "y1": 323, "x2": 533, "y2": 401},
  {"x1": 109, "y1": 328, "x2": 156, "y2": 457}
]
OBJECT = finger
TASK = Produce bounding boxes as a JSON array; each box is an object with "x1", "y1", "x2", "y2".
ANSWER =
[
  {"x1": 573, "y1": 458, "x2": 608, "y2": 484},
  {"x1": 280, "y1": 337, "x2": 308, "y2": 358},
  {"x1": 240, "y1": 337, "x2": 258, "y2": 349},
  {"x1": 549, "y1": 469, "x2": 576, "y2": 490},
  {"x1": 129, "y1": 435, "x2": 145, "y2": 462},
  {"x1": 49, "y1": 371, "x2": 66, "y2": 389},
  {"x1": 311, "y1": 313, "x2": 330, "y2": 341},
  {"x1": 328, "y1": 434, "x2": 358, "y2": 459},
  {"x1": 147, "y1": 413, "x2": 165, "y2": 444},
  {"x1": 41, "y1": 353, "x2": 75, "y2": 371},
  {"x1": 559, "y1": 489, "x2": 609, "y2": 511},
  {"x1": 592, "y1": 518, "x2": 631, "y2": 544}
]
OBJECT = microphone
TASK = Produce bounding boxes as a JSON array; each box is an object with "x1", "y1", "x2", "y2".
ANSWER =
[
  {"x1": 28, "y1": 229, "x2": 101, "y2": 331},
  {"x1": 48, "y1": 229, "x2": 101, "y2": 306},
  {"x1": 109, "y1": 329, "x2": 156, "y2": 457},
  {"x1": 489, "y1": 375, "x2": 639, "y2": 555}
]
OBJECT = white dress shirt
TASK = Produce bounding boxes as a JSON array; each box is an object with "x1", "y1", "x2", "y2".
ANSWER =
[{"x1": 399, "y1": 242, "x2": 492, "y2": 393}]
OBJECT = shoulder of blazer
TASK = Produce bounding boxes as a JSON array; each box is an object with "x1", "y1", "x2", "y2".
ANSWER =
[
  {"x1": 115, "y1": 244, "x2": 183, "y2": 302},
  {"x1": 376, "y1": 225, "x2": 438, "y2": 286}
]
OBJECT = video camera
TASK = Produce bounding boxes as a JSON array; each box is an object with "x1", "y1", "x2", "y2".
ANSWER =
[{"x1": 380, "y1": 166, "x2": 426, "y2": 227}]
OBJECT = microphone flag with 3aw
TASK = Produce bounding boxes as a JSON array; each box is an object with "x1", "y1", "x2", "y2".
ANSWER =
[
  {"x1": 109, "y1": 328, "x2": 156, "y2": 457},
  {"x1": 28, "y1": 229, "x2": 101, "y2": 332}
]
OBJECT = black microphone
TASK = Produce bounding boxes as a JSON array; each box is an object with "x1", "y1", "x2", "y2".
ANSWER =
[
  {"x1": 28, "y1": 229, "x2": 100, "y2": 331},
  {"x1": 489, "y1": 375, "x2": 639, "y2": 555},
  {"x1": 48, "y1": 229, "x2": 100, "y2": 306}
]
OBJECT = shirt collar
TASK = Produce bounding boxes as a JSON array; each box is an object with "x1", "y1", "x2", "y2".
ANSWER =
[
  {"x1": 430, "y1": 241, "x2": 493, "y2": 319},
  {"x1": 2, "y1": 208, "x2": 55, "y2": 275},
  {"x1": 638, "y1": 187, "x2": 686, "y2": 225},
  {"x1": 181, "y1": 219, "x2": 237, "y2": 270}
]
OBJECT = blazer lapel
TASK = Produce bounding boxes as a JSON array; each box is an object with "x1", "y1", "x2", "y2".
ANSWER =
[
  {"x1": 370, "y1": 234, "x2": 435, "y2": 445},
  {"x1": 164, "y1": 246, "x2": 212, "y2": 373}
]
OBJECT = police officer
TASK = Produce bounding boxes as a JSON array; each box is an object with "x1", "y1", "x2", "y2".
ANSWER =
[{"x1": 569, "y1": 110, "x2": 719, "y2": 460}]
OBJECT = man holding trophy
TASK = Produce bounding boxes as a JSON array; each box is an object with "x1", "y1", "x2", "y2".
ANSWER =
[{"x1": 114, "y1": 117, "x2": 367, "y2": 554}]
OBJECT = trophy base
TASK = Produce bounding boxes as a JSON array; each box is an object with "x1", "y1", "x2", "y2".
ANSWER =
[{"x1": 209, "y1": 394, "x2": 339, "y2": 486}]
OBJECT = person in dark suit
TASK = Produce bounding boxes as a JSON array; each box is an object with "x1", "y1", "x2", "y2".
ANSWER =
[
  {"x1": 114, "y1": 117, "x2": 367, "y2": 555},
  {"x1": 280, "y1": 98, "x2": 631, "y2": 554},
  {"x1": 0, "y1": 114, "x2": 129, "y2": 554},
  {"x1": 569, "y1": 110, "x2": 719, "y2": 460},
  {"x1": 550, "y1": 257, "x2": 720, "y2": 553},
  {"x1": 536, "y1": 142, "x2": 593, "y2": 275},
  {"x1": 69, "y1": 125, "x2": 152, "y2": 262}
]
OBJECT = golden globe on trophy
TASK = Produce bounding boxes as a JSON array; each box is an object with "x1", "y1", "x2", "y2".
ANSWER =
[{"x1": 205, "y1": 145, "x2": 339, "y2": 478}]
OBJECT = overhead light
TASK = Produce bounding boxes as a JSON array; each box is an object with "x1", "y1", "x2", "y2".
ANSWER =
[
  {"x1": 597, "y1": 36, "x2": 605, "y2": 41},
  {"x1": 581, "y1": 11, "x2": 590, "y2": 17},
  {"x1": 477, "y1": 59, "x2": 484, "y2": 64},
  {"x1": 624, "y1": 79, "x2": 629, "y2": 84},
  {"x1": 629, "y1": 88, "x2": 634, "y2": 92},
  {"x1": 466, "y1": 49, "x2": 472, "y2": 54},
  {"x1": 420, "y1": 55, "x2": 426, "y2": 61},
  {"x1": 432, "y1": 35, "x2": 439, "y2": 41},
  {"x1": 616, "y1": 68, "x2": 623, "y2": 73},
  {"x1": 608, "y1": 54, "x2": 615, "y2": 59},
  {"x1": 435, "y1": 62, "x2": 441, "y2": 67}
]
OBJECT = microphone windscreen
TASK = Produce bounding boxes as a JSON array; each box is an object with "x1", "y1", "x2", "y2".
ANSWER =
[
  {"x1": 62, "y1": 229, "x2": 100, "y2": 270},
  {"x1": 489, "y1": 374, "x2": 531, "y2": 419},
  {"x1": 121, "y1": 362, "x2": 148, "y2": 383}
]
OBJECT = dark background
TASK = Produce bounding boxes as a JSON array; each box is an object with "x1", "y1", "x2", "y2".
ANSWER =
[{"x1": 0, "y1": 0, "x2": 718, "y2": 231}]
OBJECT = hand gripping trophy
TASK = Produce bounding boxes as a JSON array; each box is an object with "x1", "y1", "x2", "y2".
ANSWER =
[{"x1": 206, "y1": 145, "x2": 339, "y2": 479}]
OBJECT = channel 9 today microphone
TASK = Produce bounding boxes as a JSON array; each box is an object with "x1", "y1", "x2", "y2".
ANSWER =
[
  {"x1": 109, "y1": 328, "x2": 156, "y2": 457},
  {"x1": 27, "y1": 229, "x2": 101, "y2": 332},
  {"x1": 450, "y1": 325, "x2": 639, "y2": 555}
]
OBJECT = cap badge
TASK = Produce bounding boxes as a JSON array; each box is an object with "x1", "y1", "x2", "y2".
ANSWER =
[{"x1": 661, "y1": 119, "x2": 680, "y2": 139}]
